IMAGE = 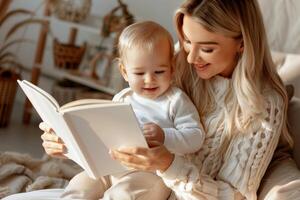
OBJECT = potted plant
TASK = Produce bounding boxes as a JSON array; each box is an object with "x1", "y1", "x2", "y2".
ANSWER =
[{"x1": 0, "y1": 8, "x2": 47, "y2": 127}]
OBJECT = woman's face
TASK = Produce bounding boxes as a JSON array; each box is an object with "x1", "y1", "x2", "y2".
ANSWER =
[{"x1": 182, "y1": 15, "x2": 242, "y2": 79}]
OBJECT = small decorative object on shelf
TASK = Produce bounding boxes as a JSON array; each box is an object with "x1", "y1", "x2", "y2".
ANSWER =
[
  {"x1": 101, "y1": 0, "x2": 134, "y2": 38},
  {"x1": 50, "y1": 0, "x2": 92, "y2": 23},
  {"x1": 53, "y1": 38, "x2": 86, "y2": 70},
  {"x1": 88, "y1": 45, "x2": 112, "y2": 82},
  {"x1": 0, "y1": 69, "x2": 20, "y2": 127}
]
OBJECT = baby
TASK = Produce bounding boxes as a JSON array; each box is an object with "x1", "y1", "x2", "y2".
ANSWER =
[{"x1": 115, "y1": 21, "x2": 205, "y2": 155}]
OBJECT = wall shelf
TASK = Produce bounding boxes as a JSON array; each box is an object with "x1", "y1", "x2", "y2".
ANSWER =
[{"x1": 43, "y1": 67, "x2": 118, "y2": 95}]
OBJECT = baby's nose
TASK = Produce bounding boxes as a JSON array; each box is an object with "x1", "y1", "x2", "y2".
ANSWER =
[{"x1": 144, "y1": 74, "x2": 154, "y2": 83}]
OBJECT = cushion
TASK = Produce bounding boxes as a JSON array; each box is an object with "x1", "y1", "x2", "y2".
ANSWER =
[
  {"x1": 271, "y1": 52, "x2": 300, "y2": 98},
  {"x1": 287, "y1": 97, "x2": 300, "y2": 168},
  {"x1": 258, "y1": 158, "x2": 300, "y2": 200}
]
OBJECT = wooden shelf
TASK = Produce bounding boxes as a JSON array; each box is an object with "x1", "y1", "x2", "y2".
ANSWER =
[
  {"x1": 21, "y1": 64, "x2": 118, "y2": 95},
  {"x1": 42, "y1": 67, "x2": 118, "y2": 95},
  {"x1": 63, "y1": 72, "x2": 118, "y2": 95}
]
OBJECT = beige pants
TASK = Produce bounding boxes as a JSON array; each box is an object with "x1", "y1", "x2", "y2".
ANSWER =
[{"x1": 61, "y1": 170, "x2": 171, "y2": 200}]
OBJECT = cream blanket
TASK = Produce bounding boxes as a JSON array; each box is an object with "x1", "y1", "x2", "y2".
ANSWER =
[{"x1": 0, "y1": 151, "x2": 82, "y2": 198}]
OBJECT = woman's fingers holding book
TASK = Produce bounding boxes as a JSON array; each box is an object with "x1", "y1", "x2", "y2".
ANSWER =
[
  {"x1": 42, "y1": 138, "x2": 67, "y2": 156},
  {"x1": 39, "y1": 122, "x2": 53, "y2": 132},
  {"x1": 41, "y1": 131, "x2": 67, "y2": 156},
  {"x1": 39, "y1": 122, "x2": 68, "y2": 159},
  {"x1": 42, "y1": 139, "x2": 64, "y2": 151},
  {"x1": 41, "y1": 131, "x2": 63, "y2": 143}
]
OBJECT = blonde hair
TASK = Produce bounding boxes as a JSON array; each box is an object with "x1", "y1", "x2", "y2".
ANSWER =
[
  {"x1": 174, "y1": 0, "x2": 293, "y2": 147},
  {"x1": 118, "y1": 21, "x2": 174, "y2": 63}
]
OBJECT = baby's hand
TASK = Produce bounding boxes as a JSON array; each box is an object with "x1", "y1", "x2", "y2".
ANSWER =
[{"x1": 143, "y1": 123, "x2": 164, "y2": 143}]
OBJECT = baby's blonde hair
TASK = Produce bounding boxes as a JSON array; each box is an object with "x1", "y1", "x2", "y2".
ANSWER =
[
  {"x1": 118, "y1": 21, "x2": 174, "y2": 63},
  {"x1": 174, "y1": 0, "x2": 293, "y2": 148}
]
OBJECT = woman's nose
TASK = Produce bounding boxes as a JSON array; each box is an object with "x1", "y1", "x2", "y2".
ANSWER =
[{"x1": 187, "y1": 45, "x2": 199, "y2": 64}]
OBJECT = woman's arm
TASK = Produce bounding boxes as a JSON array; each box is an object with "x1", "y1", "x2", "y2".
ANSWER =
[{"x1": 110, "y1": 142, "x2": 243, "y2": 199}]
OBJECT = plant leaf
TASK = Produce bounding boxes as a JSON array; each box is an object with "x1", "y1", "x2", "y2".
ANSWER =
[
  {"x1": 0, "y1": 9, "x2": 33, "y2": 27},
  {"x1": 0, "y1": 52, "x2": 16, "y2": 61},
  {"x1": 0, "y1": 59, "x2": 24, "y2": 69},
  {"x1": 5, "y1": 18, "x2": 48, "y2": 40},
  {"x1": 0, "y1": 38, "x2": 32, "y2": 55}
]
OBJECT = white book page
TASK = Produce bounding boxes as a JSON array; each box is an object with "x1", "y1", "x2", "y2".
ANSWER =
[
  {"x1": 63, "y1": 103, "x2": 148, "y2": 178},
  {"x1": 17, "y1": 80, "x2": 85, "y2": 169},
  {"x1": 60, "y1": 99, "x2": 113, "y2": 110},
  {"x1": 20, "y1": 80, "x2": 60, "y2": 110}
]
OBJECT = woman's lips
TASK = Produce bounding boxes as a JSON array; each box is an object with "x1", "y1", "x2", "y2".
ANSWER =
[{"x1": 194, "y1": 63, "x2": 210, "y2": 70}]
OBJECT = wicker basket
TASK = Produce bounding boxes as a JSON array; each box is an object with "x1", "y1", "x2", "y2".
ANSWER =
[
  {"x1": 51, "y1": 79, "x2": 87, "y2": 106},
  {"x1": 51, "y1": 0, "x2": 92, "y2": 23},
  {"x1": 0, "y1": 69, "x2": 20, "y2": 128},
  {"x1": 101, "y1": 0, "x2": 134, "y2": 37},
  {"x1": 53, "y1": 39, "x2": 86, "y2": 70}
]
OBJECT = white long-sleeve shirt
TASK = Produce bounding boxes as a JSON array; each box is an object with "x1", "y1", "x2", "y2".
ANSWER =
[
  {"x1": 157, "y1": 76, "x2": 284, "y2": 200},
  {"x1": 112, "y1": 86, "x2": 205, "y2": 155}
]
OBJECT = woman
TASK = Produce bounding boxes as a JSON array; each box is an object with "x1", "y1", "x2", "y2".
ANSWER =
[
  {"x1": 4, "y1": 0, "x2": 300, "y2": 199},
  {"x1": 110, "y1": 0, "x2": 295, "y2": 199}
]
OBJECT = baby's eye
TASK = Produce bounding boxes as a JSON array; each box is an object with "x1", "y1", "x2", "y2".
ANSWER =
[
  {"x1": 201, "y1": 48, "x2": 214, "y2": 53},
  {"x1": 134, "y1": 72, "x2": 144, "y2": 75},
  {"x1": 155, "y1": 70, "x2": 165, "y2": 74}
]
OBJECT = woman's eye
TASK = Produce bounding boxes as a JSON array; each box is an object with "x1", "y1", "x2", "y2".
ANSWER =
[
  {"x1": 201, "y1": 48, "x2": 214, "y2": 53},
  {"x1": 183, "y1": 39, "x2": 191, "y2": 44},
  {"x1": 155, "y1": 71, "x2": 165, "y2": 74}
]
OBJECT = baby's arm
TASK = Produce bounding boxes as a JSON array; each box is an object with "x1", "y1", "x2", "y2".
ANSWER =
[{"x1": 163, "y1": 90, "x2": 205, "y2": 155}]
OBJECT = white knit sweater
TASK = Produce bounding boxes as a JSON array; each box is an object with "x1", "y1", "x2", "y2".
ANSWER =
[{"x1": 158, "y1": 76, "x2": 284, "y2": 200}]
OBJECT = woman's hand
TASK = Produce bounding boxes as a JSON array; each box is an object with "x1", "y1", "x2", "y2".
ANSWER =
[
  {"x1": 143, "y1": 123, "x2": 165, "y2": 143},
  {"x1": 39, "y1": 122, "x2": 67, "y2": 159},
  {"x1": 110, "y1": 141, "x2": 174, "y2": 172}
]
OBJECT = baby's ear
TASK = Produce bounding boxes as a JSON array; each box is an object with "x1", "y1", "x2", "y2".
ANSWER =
[{"x1": 118, "y1": 62, "x2": 129, "y2": 82}]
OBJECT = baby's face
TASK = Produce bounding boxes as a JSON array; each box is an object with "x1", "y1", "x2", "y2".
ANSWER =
[{"x1": 121, "y1": 39, "x2": 172, "y2": 99}]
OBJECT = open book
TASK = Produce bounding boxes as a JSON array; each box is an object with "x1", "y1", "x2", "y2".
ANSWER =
[{"x1": 18, "y1": 80, "x2": 148, "y2": 179}]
